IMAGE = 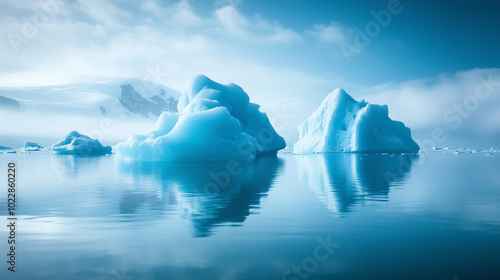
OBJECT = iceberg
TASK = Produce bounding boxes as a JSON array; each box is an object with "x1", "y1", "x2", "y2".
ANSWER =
[
  {"x1": 116, "y1": 75, "x2": 286, "y2": 161},
  {"x1": 294, "y1": 88, "x2": 419, "y2": 153},
  {"x1": 24, "y1": 141, "x2": 41, "y2": 151},
  {"x1": 51, "y1": 131, "x2": 112, "y2": 155}
]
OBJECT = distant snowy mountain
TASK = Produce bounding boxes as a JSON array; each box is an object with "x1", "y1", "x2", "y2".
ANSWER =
[
  {"x1": 119, "y1": 84, "x2": 178, "y2": 117},
  {"x1": 0, "y1": 95, "x2": 20, "y2": 110},
  {"x1": 0, "y1": 76, "x2": 181, "y2": 119}
]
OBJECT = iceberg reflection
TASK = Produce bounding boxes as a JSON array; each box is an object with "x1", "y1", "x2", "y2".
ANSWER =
[
  {"x1": 298, "y1": 153, "x2": 417, "y2": 215},
  {"x1": 116, "y1": 156, "x2": 283, "y2": 237}
]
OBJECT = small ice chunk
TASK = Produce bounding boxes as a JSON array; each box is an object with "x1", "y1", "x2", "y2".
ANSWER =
[
  {"x1": 51, "y1": 131, "x2": 112, "y2": 155},
  {"x1": 24, "y1": 141, "x2": 41, "y2": 151}
]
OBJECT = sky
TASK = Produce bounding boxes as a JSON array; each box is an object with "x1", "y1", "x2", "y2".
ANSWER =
[{"x1": 1, "y1": 0, "x2": 499, "y2": 148}]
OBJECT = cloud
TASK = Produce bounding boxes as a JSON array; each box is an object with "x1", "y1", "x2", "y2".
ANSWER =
[
  {"x1": 140, "y1": 0, "x2": 163, "y2": 17},
  {"x1": 0, "y1": 0, "x2": 303, "y2": 81},
  {"x1": 214, "y1": 0, "x2": 243, "y2": 9},
  {"x1": 214, "y1": 4, "x2": 302, "y2": 43},
  {"x1": 141, "y1": 0, "x2": 202, "y2": 26},
  {"x1": 352, "y1": 68, "x2": 500, "y2": 147},
  {"x1": 215, "y1": 5, "x2": 249, "y2": 36},
  {"x1": 306, "y1": 21, "x2": 348, "y2": 43},
  {"x1": 170, "y1": 0, "x2": 203, "y2": 26},
  {"x1": 267, "y1": 27, "x2": 303, "y2": 43},
  {"x1": 75, "y1": 0, "x2": 132, "y2": 29}
]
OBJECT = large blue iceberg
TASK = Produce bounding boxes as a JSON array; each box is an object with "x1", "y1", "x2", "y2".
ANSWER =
[
  {"x1": 294, "y1": 88, "x2": 419, "y2": 153},
  {"x1": 116, "y1": 75, "x2": 286, "y2": 161}
]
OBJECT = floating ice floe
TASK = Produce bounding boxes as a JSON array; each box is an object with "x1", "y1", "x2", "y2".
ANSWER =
[
  {"x1": 24, "y1": 141, "x2": 41, "y2": 151},
  {"x1": 116, "y1": 75, "x2": 286, "y2": 161},
  {"x1": 51, "y1": 131, "x2": 112, "y2": 155},
  {"x1": 294, "y1": 88, "x2": 420, "y2": 153},
  {"x1": 427, "y1": 147, "x2": 500, "y2": 155}
]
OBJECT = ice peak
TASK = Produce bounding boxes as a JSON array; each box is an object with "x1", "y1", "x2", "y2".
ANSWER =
[
  {"x1": 189, "y1": 74, "x2": 213, "y2": 93},
  {"x1": 330, "y1": 88, "x2": 357, "y2": 103},
  {"x1": 294, "y1": 88, "x2": 419, "y2": 153}
]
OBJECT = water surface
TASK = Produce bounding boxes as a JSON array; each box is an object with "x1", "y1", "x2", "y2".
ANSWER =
[{"x1": 1, "y1": 151, "x2": 499, "y2": 280}]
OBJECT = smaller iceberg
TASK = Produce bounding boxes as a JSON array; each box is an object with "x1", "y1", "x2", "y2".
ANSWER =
[
  {"x1": 294, "y1": 88, "x2": 419, "y2": 153},
  {"x1": 51, "y1": 131, "x2": 112, "y2": 155},
  {"x1": 24, "y1": 141, "x2": 41, "y2": 151},
  {"x1": 116, "y1": 75, "x2": 285, "y2": 161}
]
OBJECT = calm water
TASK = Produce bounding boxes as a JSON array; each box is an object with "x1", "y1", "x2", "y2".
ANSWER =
[{"x1": 1, "y1": 151, "x2": 500, "y2": 280}]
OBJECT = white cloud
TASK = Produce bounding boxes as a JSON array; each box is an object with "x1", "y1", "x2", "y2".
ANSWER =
[
  {"x1": 267, "y1": 26, "x2": 303, "y2": 43},
  {"x1": 215, "y1": 5, "x2": 249, "y2": 36},
  {"x1": 352, "y1": 68, "x2": 500, "y2": 147},
  {"x1": 141, "y1": 0, "x2": 202, "y2": 26},
  {"x1": 306, "y1": 21, "x2": 347, "y2": 43},
  {"x1": 0, "y1": 0, "x2": 303, "y2": 81},
  {"x1": 171, "y1": 0, "x2": 203, "y2": 26},
  {"x1": 75, "y1": 0, "x2": 132, "y2": 29},
  {"x1": 214, "y1": 4, "x2": 302, "y2": 43},
  {"x1": 140, "y1": 0, "x2": 163, "y2": 16}
]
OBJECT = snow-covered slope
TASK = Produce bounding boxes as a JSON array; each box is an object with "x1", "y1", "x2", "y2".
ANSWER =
[
  {"x1": 119, "y1": 84, "x2": 178, "y2": 117},
  {"x1": 294, "y1": 88, "x2": 419, "y2": 153},
  {"x1": 0, "y1": 95, "x2": 20, "y2": 110},
  {"x1": 0, "y1": 76, "x2": 180, "y2": 119}
]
